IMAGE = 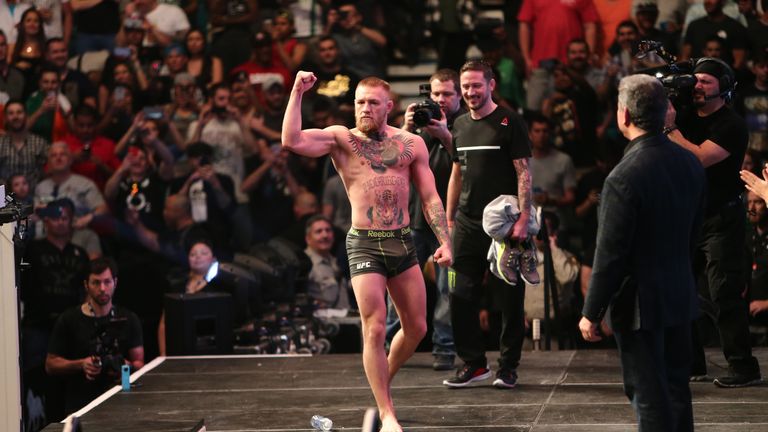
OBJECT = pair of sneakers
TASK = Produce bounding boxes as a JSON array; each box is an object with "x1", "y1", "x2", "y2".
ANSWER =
[
  {"x1": 494, "y1": 237, "x2": 540, "y2": 286},
  {"x1": 442, "y1": 363, "x2": 518, "y2": 389}
]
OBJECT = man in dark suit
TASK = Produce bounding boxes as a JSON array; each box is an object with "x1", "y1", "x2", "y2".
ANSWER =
[{"x1": 579, "y1": 74, "x2": 706, "y2": 432}]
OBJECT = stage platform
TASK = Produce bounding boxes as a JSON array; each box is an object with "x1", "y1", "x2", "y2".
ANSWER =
[{"x1": 42, "y1": 348, "x2": 768, "y2": 432}]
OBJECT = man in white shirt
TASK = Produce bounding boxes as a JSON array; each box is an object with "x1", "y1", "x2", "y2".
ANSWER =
[{"x1": 128, "y1": 0, "x2": 189, "y2": 47}]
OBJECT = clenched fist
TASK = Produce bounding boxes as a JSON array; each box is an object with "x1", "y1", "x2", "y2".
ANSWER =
[{"x1": 293, "y1": 71, "x2": 317, "y2": 93}]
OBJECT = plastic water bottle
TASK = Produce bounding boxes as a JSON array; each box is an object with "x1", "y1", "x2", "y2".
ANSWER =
[
  {"x1": 532, "y1": 318, "x2": 541, "y2": 351},
  {"x1": 310, "y1": 415, "x2": 332, "y2": 431}
]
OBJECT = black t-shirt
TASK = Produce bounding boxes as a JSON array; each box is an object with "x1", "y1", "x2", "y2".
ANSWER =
[
  {"x1": 74, "y1": 0, "x2": 120, "y2": 34},
  {"x1": 575, "y1": 167, "x2": 608, "y2": 254},
  {"x1": 62, "y1": 69, "x2": 97, "y2": 110},
  {"x1": 749, "y1": 227, "x2": 768, "y2": 301},
  {"x1": 312, "y1": 67, "x2": 362, "y2": 107},
  {"x1": 169, "y1": 172, "x2": 235, "y2": 242},
  {"x1": 677, "y1": 105, "x2": 748, "y2": 212},
  {"x1": 451, "y1": 106, "x2": 532, "y2": 219},
  {"x1": 21, "y1": 239, "x2": 89, "y2": 329},
  {"x1": 684, "y1": 16, "x2": 749, "y2": 65},
  {"x1": 409, "y1": 107, "x2": 467, "y2": 231},
  {"x1": 734, "y1": 82, "x2": 768, "y2": 152},
  {"x1": 114, "y1": 173, "x2": 169, "y2": 232},
  {"x1": 47, "y1": 305, "x2": 143, "y2": 412}
]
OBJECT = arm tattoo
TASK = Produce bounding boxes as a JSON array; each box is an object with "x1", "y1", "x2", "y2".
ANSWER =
[
  {"x1": 513, "y1": 158, "x2": 532, "y2": 215},
  {"x1": 348, "y1": 132, "x2": 415, "y2": 173},
  {"x1": 425, "y1": 202, "x2": 451, "y2": 245}
]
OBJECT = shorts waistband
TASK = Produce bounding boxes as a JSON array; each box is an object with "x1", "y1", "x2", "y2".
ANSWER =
[{"x1": 348, "y1": 226, "x2": 411, "y2": 238}]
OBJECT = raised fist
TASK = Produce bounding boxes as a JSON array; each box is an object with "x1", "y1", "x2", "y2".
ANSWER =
[{"x1": 293, "y1": 71, "x2": 317, "y2": 93}]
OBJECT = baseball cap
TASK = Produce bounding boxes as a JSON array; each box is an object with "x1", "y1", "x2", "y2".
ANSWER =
[
  {"x1": 252, "y1": 31, "x2": 273, "y2": 48},
  {"x1": 262, "y1": 74, "x2": 285, "y2": 91},
  {"x1": 37, "y1": 198, "x2": 75, "y2": 218}
]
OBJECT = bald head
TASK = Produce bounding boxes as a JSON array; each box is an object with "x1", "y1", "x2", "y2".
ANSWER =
[
  {"x1": 294, "y1": 191, "x2": 319, "y2": 218},
  {"x1": 48, "y1": 142, "x2": 73, "y2": 174}
]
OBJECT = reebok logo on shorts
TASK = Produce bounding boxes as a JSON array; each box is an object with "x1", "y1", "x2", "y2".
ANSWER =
[{"x1": 500, "y1": 117, "x2": 508, "y2": 126}]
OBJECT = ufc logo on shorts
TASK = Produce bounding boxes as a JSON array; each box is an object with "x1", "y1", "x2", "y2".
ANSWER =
[{"x1": 356, "y1": 262, "x2": 371, "y2": 270}]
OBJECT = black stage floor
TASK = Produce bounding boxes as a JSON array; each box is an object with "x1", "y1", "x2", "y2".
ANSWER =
[{"x1": 43, "y1": 348, "x2": 768, "y2": 432}]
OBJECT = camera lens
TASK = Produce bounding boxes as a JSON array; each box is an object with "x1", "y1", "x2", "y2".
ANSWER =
[{"x1": 413, "y1": 108, "x2": 431, "y2": 127}]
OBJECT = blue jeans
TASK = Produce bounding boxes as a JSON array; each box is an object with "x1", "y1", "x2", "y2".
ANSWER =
[
  {"x1": 72, "y1": 33, "x2": 116, "y2": 55},
  {"x1": 386, "y1": 228, "x2": 455, "y2": 356}
]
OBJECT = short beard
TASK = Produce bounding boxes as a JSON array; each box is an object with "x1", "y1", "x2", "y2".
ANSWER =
[
  {"x1": 356, "y1": 117, "x2": 380, "y2": 134},
  {"x1": 92, "y1": 295, "x2": 111, "y2": 306}
]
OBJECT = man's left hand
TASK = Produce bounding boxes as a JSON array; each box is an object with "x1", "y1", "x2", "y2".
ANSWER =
[
  {"x1": 433, "y1": 243, "x2": 453, "y2": 268},
  {"x1": 665, "y1": 101, "x2": 677, "y2": 129},
  {"x1": 579, "y1": 316, "x2": 603, "y2": 342},
  {"x1": 509, "y1": 216, "x2": 529, "y2": 241}
]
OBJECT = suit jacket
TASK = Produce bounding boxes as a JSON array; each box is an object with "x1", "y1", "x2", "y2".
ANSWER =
[{"x1": 582, "y1": 133, "x2": 706, "y2": 331}]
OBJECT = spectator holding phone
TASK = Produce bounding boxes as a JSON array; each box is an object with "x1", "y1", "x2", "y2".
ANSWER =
[
  {"x1": 26, "y1": 65, "x2": 72, "y2": 143},
  {"x1": 98, "y1": 60, "x2": 148, "y2": 115},
  {"x1": 187, "y1": 83, "x2": 257, "y2": 250},
  {"x1": 64, "y1": 105, "x2": 121, "y2": 190},
  {"x1": 44, "y1": 37, "x2": 97, "y2": 111},
  {"x1": 124, "y1": 0, "x2": 189, "y2": 48},
  {"x1": 165, "y1": 72, "x2": 200, "y2": 146},
  {"x1": 169, "y1": 142, "x2": 235, "y2": 249}
]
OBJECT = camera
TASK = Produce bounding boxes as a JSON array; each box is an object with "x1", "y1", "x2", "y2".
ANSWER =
[
  {"x1": 412, "y1": 84, "x2": 442, "y2": 128},
  {"x1": 635, "y1": 40, "x2": 697, "y2": 108},
  {"x1": 92, "y1": 316, "x2": 128, "y2": 379},
  {"x1": 338, "y1": 9, "x2": 349, "y2": 19}
]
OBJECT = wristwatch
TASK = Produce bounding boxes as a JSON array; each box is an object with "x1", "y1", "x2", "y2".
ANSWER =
[{"x1": 663, "y1": 125, "x2": 678, "y2": 135}]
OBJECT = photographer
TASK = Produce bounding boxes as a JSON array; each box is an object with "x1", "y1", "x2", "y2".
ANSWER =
[
  {"x1": 45, "y1": 257, "x2": 144, "y2": 416},
  {"x1": 666, "y1": 57, "x2": 762, "y2": 387},
  {"x1": 323, "y1": 3, "x2": 386, "y2": 80},
  {"x1": 392, "y1": 69, "x2": 464, "y2": 371}
]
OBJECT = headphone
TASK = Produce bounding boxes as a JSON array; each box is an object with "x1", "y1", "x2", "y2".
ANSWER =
[{"x1": 692, "y1": 57, "x2": 736, "y2": 102}]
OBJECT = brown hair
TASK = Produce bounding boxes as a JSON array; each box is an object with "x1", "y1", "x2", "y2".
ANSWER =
[
  {"x1": 430, "y1": 69, "x2": 461, "y2": 94},
  {"x1": 459, "y1": 60, "x2": 494, "y2": 82}
]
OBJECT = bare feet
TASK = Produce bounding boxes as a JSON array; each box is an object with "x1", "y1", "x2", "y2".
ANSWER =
[{"x1": 380, "y1": 414, "x2": 402, "y2": 432}]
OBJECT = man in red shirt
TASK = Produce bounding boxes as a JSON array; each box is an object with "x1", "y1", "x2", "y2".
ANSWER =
[
  {"x1": 518, "y1": 0, "x2": 599, "y2": 111},
  {"x1": 229, "y1": 31, "x2": 292, "y2": 107},
  {"x1": 64, "y1": 105, "x2": 121, "y2": 191}
]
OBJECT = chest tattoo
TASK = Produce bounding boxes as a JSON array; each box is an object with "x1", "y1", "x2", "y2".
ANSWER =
[{"x1": 349, "y1": 132, "x2": 414, "y2": 173}]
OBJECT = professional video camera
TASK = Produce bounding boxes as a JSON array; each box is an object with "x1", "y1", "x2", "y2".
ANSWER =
[
  {"x1": 636, "y1": 41, "x2": 737, "y2": 112},
  {"x1": 635, "y1": 41, "x2": 697, "y2": 108},
  {"x1": 412, "y1": 84, "x2": 442, "y2": 128},
  {"x1": 92, "y1": 315, "x2": 128, "y2": 379}
]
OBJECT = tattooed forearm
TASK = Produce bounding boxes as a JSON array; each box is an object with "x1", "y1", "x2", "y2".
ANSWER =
[
  {"x1": 513, "y1": 158, "x2": 532, "y2": 216},
  {"x1": 424, "y1": 201, "x2": 451, "y2": 246}
]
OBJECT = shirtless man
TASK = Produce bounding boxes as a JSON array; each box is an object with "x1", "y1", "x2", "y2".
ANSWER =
[{"x1": 282, "y1": 71, "x2": 453, "y2": 432}]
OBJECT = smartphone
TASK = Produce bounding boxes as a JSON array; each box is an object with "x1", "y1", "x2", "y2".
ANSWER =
[
  {"x1": 114, "y1": 87, "x2": 125, "y2": 101},
  {"x1": 142, "y1": 106, "x2": 163, "y2": 120},
  {"x1": 113, "y1": 47, "x2": 131, "y2": 58}
]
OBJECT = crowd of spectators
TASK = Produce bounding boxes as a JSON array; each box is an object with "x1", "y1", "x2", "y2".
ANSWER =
[{"x1": 2, "y1": 0, "x2": 768, "y2": 429}]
